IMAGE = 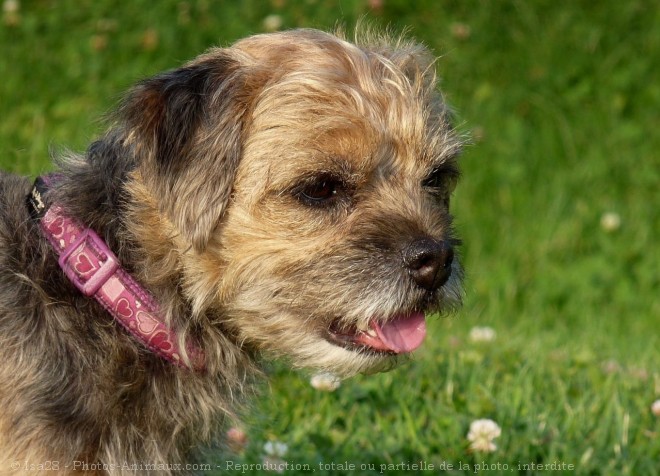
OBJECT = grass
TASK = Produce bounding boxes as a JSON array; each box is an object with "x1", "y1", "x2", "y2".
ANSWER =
[{"x1": 1, "y1": 0, "x2": 658, "y2": 474}]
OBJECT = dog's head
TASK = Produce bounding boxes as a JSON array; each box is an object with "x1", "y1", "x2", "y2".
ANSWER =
[{"x1": 121, "y1": 29, "x2": 463, "y2": 376}]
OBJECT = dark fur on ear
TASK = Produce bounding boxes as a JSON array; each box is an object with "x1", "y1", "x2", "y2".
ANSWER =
[{"x1": 119, "y1": 52, "x2": 251, "y2": 252}]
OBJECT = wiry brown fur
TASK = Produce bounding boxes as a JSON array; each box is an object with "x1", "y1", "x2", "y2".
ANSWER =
[{"x1": 0, "y1": 28, "x2": 463, "y2": 474}]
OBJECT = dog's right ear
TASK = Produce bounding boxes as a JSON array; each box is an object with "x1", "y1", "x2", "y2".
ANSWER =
[{"x1": 119, "y1": 51, "x2": 253, "y2": 252}]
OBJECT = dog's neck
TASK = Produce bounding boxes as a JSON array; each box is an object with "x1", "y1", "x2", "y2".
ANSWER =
[{"x1": 28, "y1": 174, "x2": 205, "y2": 371}]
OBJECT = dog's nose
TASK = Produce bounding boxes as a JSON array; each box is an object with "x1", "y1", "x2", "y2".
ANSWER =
[{"x1": 403, "y1": 238, "x2": 454, "y2": 291}]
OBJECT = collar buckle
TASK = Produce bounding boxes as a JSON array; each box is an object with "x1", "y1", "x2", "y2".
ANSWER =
[{"x1": 58, "y1": 227, "x2": 120, "y2": 297}]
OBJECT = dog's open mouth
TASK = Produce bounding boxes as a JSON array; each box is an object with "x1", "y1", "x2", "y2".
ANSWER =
[{"x1": 327, "y1": 312, "x2": 427, "y2": 354}]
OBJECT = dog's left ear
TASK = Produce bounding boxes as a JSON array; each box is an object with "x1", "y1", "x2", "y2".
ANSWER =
[{"x1": 120, "y1": 52, "x2": 251, "y2": 252}]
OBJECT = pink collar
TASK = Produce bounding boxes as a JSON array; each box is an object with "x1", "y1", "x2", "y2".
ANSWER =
[{"x1": 28, "y1": 178, "x2": 204, "y2": 371}]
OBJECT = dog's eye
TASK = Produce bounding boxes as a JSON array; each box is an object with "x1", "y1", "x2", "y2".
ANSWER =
[
  {"x1": 295, "y1": 175, "x2": 343, "y2": 207},
  {"x1": 423, "y1": 164, "x2": 459, "y2": 192},
  {"x1": 423, "y1": 164, "x2": 460, "y2": 207},
  {"x1": 423, "y1": 165, "x2": 459, "y2": 190}
]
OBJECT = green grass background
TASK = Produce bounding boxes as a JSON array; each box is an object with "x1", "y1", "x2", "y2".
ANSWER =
[{"x1": 1, "y1": 1, "x2": 658, "y2": 474}]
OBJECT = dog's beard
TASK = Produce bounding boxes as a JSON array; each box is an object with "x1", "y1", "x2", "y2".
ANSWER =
[{"x1": 225, "y1": 259, "x2": 462, "y2": 377}]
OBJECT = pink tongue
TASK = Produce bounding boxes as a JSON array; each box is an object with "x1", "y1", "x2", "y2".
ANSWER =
[{"x1": 372, "y1": 312, "x2": 427, "y2": 354}]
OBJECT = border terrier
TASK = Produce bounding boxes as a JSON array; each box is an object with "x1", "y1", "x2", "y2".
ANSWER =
[{"x1": 0, "y1": 28, "x2": 463, "y2": 473}]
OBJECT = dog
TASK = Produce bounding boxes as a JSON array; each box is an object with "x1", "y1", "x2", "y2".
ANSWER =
[{"x1": 0, "y1": 28, "x2": 463, "y2": 473}]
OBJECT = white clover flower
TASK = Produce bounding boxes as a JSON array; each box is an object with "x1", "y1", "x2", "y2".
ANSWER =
[
  {"x1": 262, "y1": 441, "x2": 288, "y2": 473},
  {"x1": 2, "y1": 0, "x2": 20, "y2": 25},
  {"x1": 469, "y1": 326, "x2": 497, "y2": 343},
  {"x1": 467, "y1": 419, "x2": 501, "y2": 452},
  {"x1": 262, "y1": 456, "x2": 286, "y2": 473},
  {"x1": 3, "y1": 0, "x2": 19, "y2": 14},
  {"x1": 264, "y1": 440, "x2": 288, "y2": 457},
  {"x1": 600, "y1": 212, "x2": 621, "y2": 232},
  {"x1": 310, "y1": 372, "x2": 341, "y2": 391},
  {"x1": 262, "y1": 14, "x2": 283, "y2": 32},
  {"x1": 652, "y1": 399, "x2": 660, "y2": 417}
]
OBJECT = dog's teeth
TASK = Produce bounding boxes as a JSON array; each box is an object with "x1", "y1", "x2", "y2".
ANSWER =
[{"x1": 365, "y1": 328, "x2": 377, "y2": 337}]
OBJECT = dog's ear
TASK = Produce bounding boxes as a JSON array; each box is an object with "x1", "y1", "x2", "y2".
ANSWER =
[{"x1": 120, "y1": 52, "x2": 249, "y2": 252}]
